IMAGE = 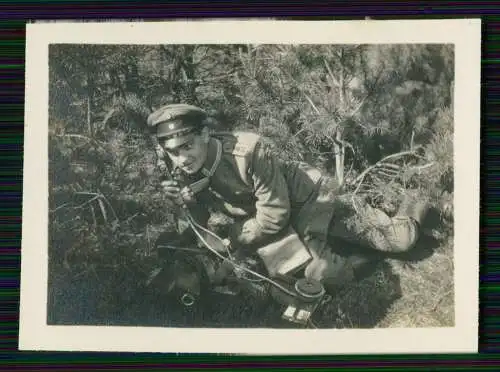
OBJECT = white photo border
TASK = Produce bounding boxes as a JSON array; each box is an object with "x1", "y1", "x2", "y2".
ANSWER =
[{"x1": 20, "y1": 19, "x2": 481, "y2": 354}]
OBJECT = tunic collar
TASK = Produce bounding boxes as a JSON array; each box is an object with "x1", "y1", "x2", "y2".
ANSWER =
[{"x1": 178, "y1": 137, "x2": 222, "y2": 195}]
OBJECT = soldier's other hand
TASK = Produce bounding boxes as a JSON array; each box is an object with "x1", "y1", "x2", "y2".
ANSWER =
[
  {"x1": 229, "y1": 219, "x2": 261, "y2": 246},
  {"x1": 179, "y1": 186, "x2": 195, "y2": 204}
]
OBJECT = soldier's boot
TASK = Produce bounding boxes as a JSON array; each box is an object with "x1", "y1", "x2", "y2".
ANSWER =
[
  {"x1": 307, "y1": 254, "x2": 382, "y2": 295},
  {"x1": 391, "y1": 190, "x2": 431, "y2": 252},
  {"x1": 396, "y1": 190, "x2": 431, "y2": 227},
  {"x1": 347, "y1": 254, "x2": 383, "y2": 281}
]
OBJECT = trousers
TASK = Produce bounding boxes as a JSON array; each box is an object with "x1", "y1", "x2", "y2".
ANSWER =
[{"x1": 303, "y1": 195, "x2": 419, "y2": 286}]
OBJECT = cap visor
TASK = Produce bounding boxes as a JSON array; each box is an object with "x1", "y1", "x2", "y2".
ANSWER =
[{"x1": 160, "y1": 133, "x2": 196, "y2": 149}]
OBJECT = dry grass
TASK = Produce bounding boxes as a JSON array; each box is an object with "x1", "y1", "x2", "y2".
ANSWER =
[
  {"x1": 377, "y1": 235, "x2": 454, "y2": 328},
  {"x1": 307, "y1": 218, "x2": 455, "y2": 329}
]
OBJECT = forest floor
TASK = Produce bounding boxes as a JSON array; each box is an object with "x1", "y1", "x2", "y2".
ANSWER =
[{"x1": 48, "y1": 213, "x2": 454, "y2": 329}]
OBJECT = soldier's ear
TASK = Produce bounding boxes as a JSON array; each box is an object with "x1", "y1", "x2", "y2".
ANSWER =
[{"x1": 200, "y1": 126, "x2": 210, "y2": 143}]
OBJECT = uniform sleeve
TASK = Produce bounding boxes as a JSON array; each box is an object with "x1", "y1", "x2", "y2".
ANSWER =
[{"x1": 230, "y1": 141, "x2": 291, "y2": 247}]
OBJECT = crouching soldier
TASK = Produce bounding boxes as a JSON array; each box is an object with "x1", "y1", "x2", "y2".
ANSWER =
[{"x1": 148, "y1": 103, "x2": 431, "y2": 292}]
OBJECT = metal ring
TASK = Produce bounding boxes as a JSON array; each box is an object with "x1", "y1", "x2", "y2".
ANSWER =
[
  {"x1": 180, "y1": 293, "x2": 196, "y2": 307},
  {"x1": 294, "y1": 279, "x2": 326, "y2": 299}
]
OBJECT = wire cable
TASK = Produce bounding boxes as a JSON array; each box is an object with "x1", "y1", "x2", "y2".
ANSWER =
[{"x1": 184, "y1": 210, "x2": 299, "y2": 298}]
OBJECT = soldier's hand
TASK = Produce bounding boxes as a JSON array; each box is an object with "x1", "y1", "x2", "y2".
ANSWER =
[
  {"x1": 161, "y1": 180, "x2": 182, "y2": 200},
  {"x1": 161, "y1": 180, "x2": 196, "y2": 205}
]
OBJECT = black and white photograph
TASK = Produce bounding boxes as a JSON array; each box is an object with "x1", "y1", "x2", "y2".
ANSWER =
[{"x1": 20, "y1": 19, "x2": 480, "y2": 354}]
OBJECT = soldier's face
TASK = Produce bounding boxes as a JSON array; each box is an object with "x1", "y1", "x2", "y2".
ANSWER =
[{"x1": 161, "y1": 130, "x2": 209, "y2": 174}]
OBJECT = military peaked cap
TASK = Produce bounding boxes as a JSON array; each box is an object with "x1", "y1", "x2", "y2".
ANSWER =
[{"x1": 147, "y1": 103, "x2": 208, "y2": 140}]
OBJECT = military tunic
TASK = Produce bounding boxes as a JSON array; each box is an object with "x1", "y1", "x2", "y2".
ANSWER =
[{"x1": 171, "y1": 131, "x2": 419, "y2": 285}]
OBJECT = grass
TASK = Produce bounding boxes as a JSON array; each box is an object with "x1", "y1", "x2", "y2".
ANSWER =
[
  {"x1": 378, "y1": 234, "x2": 454, "y2": 328},
  {"x1": 47, "y1": 202, "x2": 455, "y2": 329},
  {"x1": 292, "y1": 232, "x2": 454, "y2": 329}
]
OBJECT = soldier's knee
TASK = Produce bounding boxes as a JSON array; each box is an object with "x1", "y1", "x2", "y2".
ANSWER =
[
  {"x1": 304, "y1": 257, "x2": 328, "y2": 282},
  {"x1": 304, "y1": 255, "x2": 355, "y2": 287}
]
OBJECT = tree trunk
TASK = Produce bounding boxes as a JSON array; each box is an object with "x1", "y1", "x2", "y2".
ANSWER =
[
  {"x1": 85, "y1": 67, "x2": 96, "y2": 137},
  {"x1": 335, "y1": 47, "x2": 346, "y2": 185},
  {"x1": 335, "y1": 130, "x2": 345, "y2": 185}
]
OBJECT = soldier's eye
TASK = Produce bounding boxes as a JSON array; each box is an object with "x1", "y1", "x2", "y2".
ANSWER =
[{"x1": 181, "y1": 142, "x2": 194, "y2": 151}]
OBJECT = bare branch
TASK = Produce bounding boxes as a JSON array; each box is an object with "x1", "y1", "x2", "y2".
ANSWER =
[
  {"x1": 410, "y1": 129, "x2": 415, "y2": 150},
  {"x1": 409, "y1": 162, "x2": 436, "y2": 173},
  {"x1": 55, "y1": 134, "x2": 107, "y2": 149},
  {"x1": 74, "y1": 191, "x2": 100, "y2": 196},
  {"x1": 56, "y1": 133, "x2": 93, "y2": 141},
  {"x1": 50, "y1": 202, "x2": 73, "y2": 214},
  {"x1": 97, "y1": 198, "x2": 108, "y2": 223},
  {"x1": 323, "y1": 59, "x2": 339, "y2": 87},
  {"x1": 95, "y1": 193, "x2": 119, "y2": 223},
  {"x1": 379, "y1": 163, "x2": 401, "y2": 170},
  {"x1": 90, "y1": 204, "x2": 97, "y2": 229},
  {"x1": 351, "y1": 149, "x2": 423, "y2": 194},
  {"x1": 331, "y1": 136, "x2": 355, "y2": 154},
  {"x1": 377, "y1": 170, "x2": 400, "y2": 178},
  {"x1": 72, "y1": 191, "x2": 119, "y2": 223},
  {"x1": 348, "y1": 96, "x2": 368, "y2": 118},
  {"x1": 75, "y1": 195, "x2": 101, "y2": 209},
  {"x1": 101, "y1": 107, "x2": 116, "y2": 127},
  {"x1": 304, "y1": 93, "x2": 321, "y2": 115},
  {"x1": 146, "y1": 224, "x2": 151, "y2": 256}
]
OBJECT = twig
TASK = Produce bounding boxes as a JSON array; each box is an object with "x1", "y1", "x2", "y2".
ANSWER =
[
  {"x1": 97, "y1": 195, "x2": 119, "y2": 223},
  {"x1": 352, "y1": 149, "x2": 422, "y2": 189},
  {"x1": 101, "y1": 107, "x2": 116, "y2": 127},
  {"x1": 75, "y1": 191, "x2": 101, "y2": 196},
  {"x1": 348, "y1": 96, "x2": 368, "y2": 118},
  {"x1": 55, "y1": 134, "x2": 107, "y2": 149},
  {"x1": 123, "y1": 212, "x2": 141, "y2": 224},
  {"x1": 323, "y1": 58, "x2": 340, "y2": 87},
  {"x1": 74, "y1": 191, "x2": 119, "y2": 223},
  {"x1": 331, "y1": 135, "x2": 355, "y2": 154},
  {"x1": 376, "y1": 164, "x2": 401, "y2": 173},
  {"x1": 97, "y1": 198, "x2": 108, "y2": 223},
  {"x1": 57, "y1": 133, "x2": 93, "y2": 141},
  {"x1": 74, "y1": 195, "x2": 101, "y2": 209},
  {"x1": 378, "y1": 163, "x2": 400, "y2": 170},
  {"x1": 377, "y1": 170, "x2": 400, "y2": 178},
  {"x1": 50, "y1": 202, "x2": 73, "y2": 214},
  {"x1": 304, "y1": 150, "x2": 340, "y2": 156},
  {"x1": 58, "y1": 216, "x2": 81, "y2": 229},
  {"x1": 292, "y1": 127, "x2": 308, "y2": 138},
  {"x1": 146, "y1": 224, "x2": 151, "y2": 257},
  {"x1": 411, "y1": 162, "x2": 435, "y2": 173},
  {"x1": 90, "y1": 204, "x2": 97, "y2": 229},
  {"x1": 304, "y1": 93, "x2": 321, "y2": 115}
]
